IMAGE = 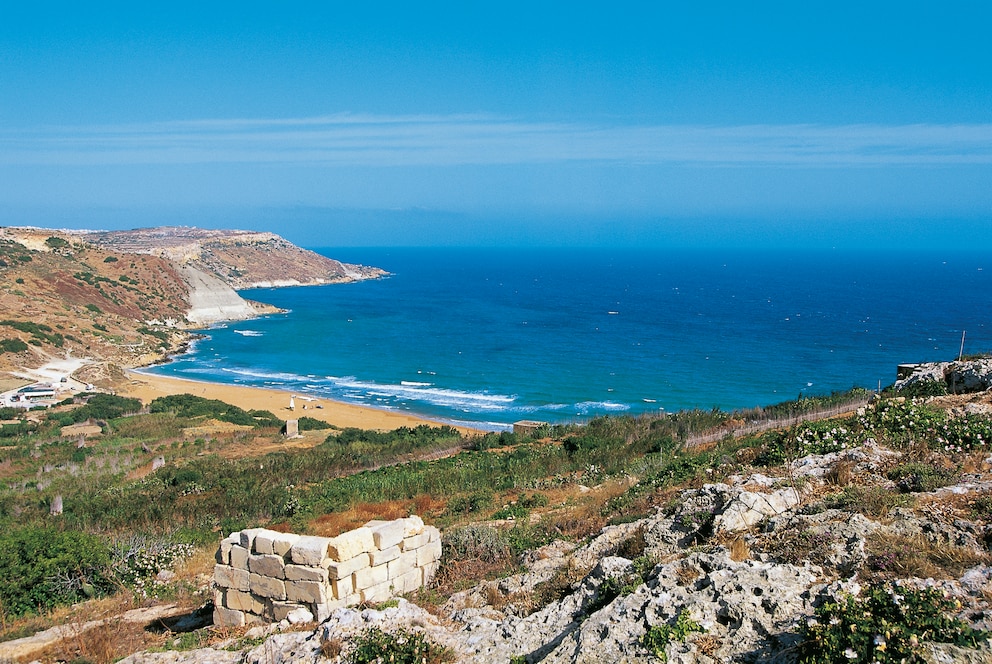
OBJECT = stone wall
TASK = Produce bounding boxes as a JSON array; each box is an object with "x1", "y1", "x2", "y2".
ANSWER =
[{"x1": 213, "y1": 516, "x2": 441, "y2": 627}]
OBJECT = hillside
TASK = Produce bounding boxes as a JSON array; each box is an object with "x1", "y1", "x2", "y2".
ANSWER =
[
  {"x1": 83, "y1": 227, "x2": 385, "y2": 289},
  {"x1": 0, "y1": 385, "x2": 990, "y2": 662},
  {"x1": 0, "y1": 226, "x2": 384, "y2": 385}
]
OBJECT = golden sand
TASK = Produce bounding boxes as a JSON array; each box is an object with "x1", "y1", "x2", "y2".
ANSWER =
[{"x1": 118, "y1": 370, "x2": 483, "y2": 435}]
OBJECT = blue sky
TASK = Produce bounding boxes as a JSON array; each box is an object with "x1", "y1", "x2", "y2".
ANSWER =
[{"x1": 1, "y1": 2, "x2": 990, "y2": 247}]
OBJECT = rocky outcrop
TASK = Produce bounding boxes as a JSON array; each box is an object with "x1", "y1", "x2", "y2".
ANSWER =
[
  {"x1": 896, "y1": 359, "x2": 992, "y2": 394},
  {"x1": 119, "y1": 441, "x2": 992, "y2": 663}
]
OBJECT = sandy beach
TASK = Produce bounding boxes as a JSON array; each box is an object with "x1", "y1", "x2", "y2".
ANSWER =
[{"x1": 118, "y1": 370, "x2": 483, "y2": 435}]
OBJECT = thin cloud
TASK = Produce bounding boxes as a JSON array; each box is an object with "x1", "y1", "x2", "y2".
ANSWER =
[{"x1": 2, "y1": 115, "x2": 991, "y2": 167}]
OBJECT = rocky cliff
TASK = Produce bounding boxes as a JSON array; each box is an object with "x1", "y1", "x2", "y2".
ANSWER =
[
  {"x1": 0, "y1": 226, "x2": 383, "y2": 380},
  {"x1": 84, "y1": 227, "x2": 386, "y2": 289}
]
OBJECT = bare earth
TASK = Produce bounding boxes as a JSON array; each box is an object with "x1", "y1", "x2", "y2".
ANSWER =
[{"x1": 118, "y1": 370, "x2": 483, "y2": 435}]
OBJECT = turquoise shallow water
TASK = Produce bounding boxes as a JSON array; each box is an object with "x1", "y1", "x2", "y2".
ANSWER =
[{"x1": 145, "y1": 247, "x2": 991, "y2": 430}]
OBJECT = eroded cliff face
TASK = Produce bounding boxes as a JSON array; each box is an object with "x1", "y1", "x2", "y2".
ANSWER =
[
  {"x1": 84, "y1": 227, "x2": 386, "y2": 289},
  {"x1": 0, "y1": 226, "x2": 384, "y2": 377}
]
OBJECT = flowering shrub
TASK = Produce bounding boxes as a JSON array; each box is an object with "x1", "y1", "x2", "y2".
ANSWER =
[
  {"x1": 798, "y1": 582, "x2": 988, "y2": 663},
  {"x1": 790, "y1": 421, "x2": 856, "y2": 456},
  {"x1": 110, "y1": 536, "x2": 194, "y2": 597},
  {"x1": 856, "y1": 400, "x2": 946, "y2": 447}
]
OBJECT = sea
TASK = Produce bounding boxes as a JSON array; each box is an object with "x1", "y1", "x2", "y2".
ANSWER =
[{"x1": 144, "y1": 247, "x2": 991, "y2": 431}]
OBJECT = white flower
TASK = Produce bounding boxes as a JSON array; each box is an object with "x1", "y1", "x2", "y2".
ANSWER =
[{"x1": 844, "y1": 648, "x2": 858, "y2": 659}]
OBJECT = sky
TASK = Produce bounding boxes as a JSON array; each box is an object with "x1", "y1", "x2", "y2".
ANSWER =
[{"x1": 1, "y1": 2, "x2": 991, "y2": 248}]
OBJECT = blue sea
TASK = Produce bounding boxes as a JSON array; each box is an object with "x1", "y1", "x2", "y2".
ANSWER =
[{"x1": 145, "y1": 248, "x2": 991, "y2": 430}]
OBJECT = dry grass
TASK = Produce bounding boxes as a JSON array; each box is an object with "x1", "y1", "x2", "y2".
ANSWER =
[
  {"x1": 675, "y1": 561, "x2": 701, "y2": 587},
  {"x1": 825, "y1": 460, "x2": 854, "y2": 487},
  {"x1": 310, "y1": 499, "x2": 425, "y2": 536},
  {"x1": 864, "y1": 532, "x2": 992, "y2": 581}
]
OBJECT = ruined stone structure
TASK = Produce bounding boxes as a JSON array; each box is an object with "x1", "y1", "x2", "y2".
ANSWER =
[{"x1": 212, "y1": 516, "x2": 441, "y2": 626}]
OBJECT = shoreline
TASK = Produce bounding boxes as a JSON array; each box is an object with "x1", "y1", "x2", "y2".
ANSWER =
[{"x1": 118, "y1": 369, "x2": 486, "y2": 435}]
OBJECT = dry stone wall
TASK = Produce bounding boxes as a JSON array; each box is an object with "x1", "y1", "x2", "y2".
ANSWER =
[{"x1": 213, "y1": 516, "x2": 441, "y2": 626}]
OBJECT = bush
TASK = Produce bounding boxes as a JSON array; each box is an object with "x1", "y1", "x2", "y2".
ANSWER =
[
  {"x1": 149, "y1": 393, "x2": 256, "y2": 426},
  {"x1": 351, "y1": 627, "x2": 453, "y2": 664},
  {"x1": 799, "y1": 582, "x2": 988, "y2": 663},
  {"x1": 642, "y1": 609, "x2": 705, "y2": 661},
  {"x1": 298, "y1": 416, "x2": 331, "y2": 431},
  {"x1": 887, "y1": 463, "x2": 958, "y2": 493},
  {"x1": 0, "y1": 338, "x2": 28, "y2": 354},
  {"x1": 0, "y1": 526, "x2": 113, "y2": 617}
]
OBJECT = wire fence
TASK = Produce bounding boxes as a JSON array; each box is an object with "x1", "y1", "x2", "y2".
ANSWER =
[{"x1": 681, "y1": 397, "x2": 872, "y2": 450}]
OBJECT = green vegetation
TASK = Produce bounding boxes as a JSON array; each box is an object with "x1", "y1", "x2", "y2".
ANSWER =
[
  {"x1": 350, "y1": 627, "x2": 454, "y2": 664},
  {"x1": 642, "y1": 609, "x2": 705, "y2": 661},
  {"x1": 44, "y1": 236, "x2": 69, "y2": 250},
  {"x1": 799, "y1": 582, "x2": 988, "y2": 663},
  {"x1": 149, "y1": 393, "x2": 276, "y2": 428},
  {"x1": 0, "y1": 320, "x2": 64, "y2": 348},
  {"x1": 0, "y1": 338, "x2": 29, "y2": 354},
  {"x1": 297, "y1": 416, "x2": 332, "y2": 431}
]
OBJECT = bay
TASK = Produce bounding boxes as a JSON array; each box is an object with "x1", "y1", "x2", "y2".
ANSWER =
[{"x1": 145, "y1": 247, "x2": 991, "y2": 430}]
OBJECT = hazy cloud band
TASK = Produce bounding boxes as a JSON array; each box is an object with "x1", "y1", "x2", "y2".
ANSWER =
[{"x1": 3, "y1": 115, "x2": 992, "y2": 167}]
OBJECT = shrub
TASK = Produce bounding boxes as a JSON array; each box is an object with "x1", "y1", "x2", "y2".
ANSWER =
[
  {"x1": 298, "y1": 416, "x2": 331, "y2": 431},
  {"x1": 642, "y1": 609, "x2": 705, "y2": 661},
  {"x1": 0, "y1": 526, "x2": 113, "y2": 617},
  {"x1": 103, "y1": 256, "x2": 118, "y2": 263},
  {"x1": 0, "y1": 338, "x2": 28, "y2": 354},
  {"x1": 798, "y1": 582, "x2": 988, "y2": 663},
  {"x1": 350, "y1": 627, "x2": 453, "y2": 664},
  {"x1": 886, "y1": 463, "x2": 958, "y2": 493}
]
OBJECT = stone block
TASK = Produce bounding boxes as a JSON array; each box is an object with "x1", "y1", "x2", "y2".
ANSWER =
[
  {"x1": 391, "y1": 569, "x2": 422, "y2": 595},
  {"x1": 290, "y1": 536, "x2": 332, "y2": 566},
  {"x1": 402, "y1": 532, "x2": 429, "y2": 551},
  {"x1": 387, "y1": 550, "x2": 417, "y2": 579},
  {"x1": 325, "y1": 552, "x2": 369, "y2": 580},
  {"x1": 249, "y1": 573, "x2": 286, "y2": 600},
  {"x1": 285, "y1": 564, "x2": 328, "y2": 583},
  {"x1": 424, "y1": 525, "x2": 440, "y2": 542},
  {"x1": 270, "y1": 601, "x2": 298, "y2": 622},
  {"x1": 225, "y1": 589, "x2": 265, "y2": 614},
  {"x1": 416, "y1": 539, "x2": 442, "y2": 567},
  {"x1": 217, "y1": 532, "x2": 239, "y2": 564},
  {"x1": 360, "y1": 580, "x2": 393, "y2": 604},
  {"x1": 368, "y1": 519, "x2": 405, "y2": 550},
  {"x1": 370, "y1": 544, "x2": 401, "y2": 566},
  {"x1": 239, "y1": 528, "x2": 266, "y2": 551},
  {"x1": 214, "y1": 564, "x2": 250, "y2": 591},
  {"x1": 213, "y1": 605, "x2": 245, "y2": 627},
  {"x1": 331, "y1": 573, "x2": 354, "y2": 599},
  {"x1": 272, "y1": 533, "x2": 300, "y2": 557},
  {"x1": 251, "y1": 529, "x2": 283, "y2": 555},
  {"x1": 354, "y1": 564, "x2": 389, "y2": 590},
  {"x1": 327, "y1": 527, "x2": 374, "y2": 562},
  {"x1": 422, "y1": 561, "x2": 440, "y2": 585},
  {"x1": 248, "y1": 553, "x2": 286, "y2": 578},
  {"x1": 229, "y1": 545, "x2": 249, "y2": 570},
  {"x1": 286, "y1": 579, "x2": 326, "y2": 604},
  {"x1": 403, "y1": 515, "x2": 425, "y2": 537}
]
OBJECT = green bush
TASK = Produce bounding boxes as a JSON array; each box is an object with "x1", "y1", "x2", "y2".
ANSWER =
[
  {"x1": 799, "y1": 582, "x2": 988, "y2": 663},
  {"x1": 887, "y1": 463, "x2": 958, "y2": 493},
  {"x1": 149, "y1": 393, "x2": 257, "y2": 426},
  {"x1": 350, "y1": 627, "x2": 453, "y2": 664},
  {"x1": 0, "y1": 338, "x2": 29, "y2": 354},
  {"x1": 298, "y1": 416, "x2": 331, "y2": 431},
  {"x1": 0, "y1": 526, "x2": 113, "y2": 617},
  {"x1": 642, "y1": 609, "x2": 705, "y2": 661}
]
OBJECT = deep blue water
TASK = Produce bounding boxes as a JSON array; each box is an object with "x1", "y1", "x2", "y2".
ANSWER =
[{"x1": 145, "y1": 248, "x2": 991, "y2": 430}]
